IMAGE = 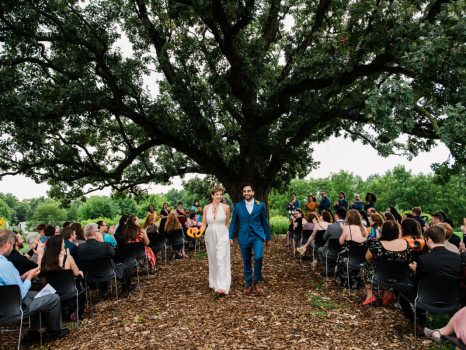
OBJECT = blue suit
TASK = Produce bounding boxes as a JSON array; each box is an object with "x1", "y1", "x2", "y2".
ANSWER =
[{"x1": 229, "y1": 199, "x2": 272, "y2": 287}]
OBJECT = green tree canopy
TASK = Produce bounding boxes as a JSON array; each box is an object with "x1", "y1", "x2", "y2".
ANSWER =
[
  {"x1": 31, "y1": 199, "x2": 67, "y2": 226},
  {"x1": 1, "y1": 0, "x2": 464, "y2": 203},
  {"x1": 0, "y1": 199, "x2": 12, "y2": 222},
  {"x1": 11, "y1": 202, "x2": 33, "y2": 224},
  {"x1": 77, "y1": 196, "x2": 118, "y2": 221}
]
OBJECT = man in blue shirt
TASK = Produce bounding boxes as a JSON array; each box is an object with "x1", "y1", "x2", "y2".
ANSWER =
[
  {"x1": 350, "y1": 193, "x2": 364, "y2": 212},
  {"x1": 97, "y1": 220, "x2": 117, "y2": 247},
  {"x1": 412, "y1": 207, "x2": 427, "y2": 233},
  {"x1": 286, "y1": 193, "x2": 300, "y2": 218},
  {"x1": 318, "y1": 191, "x2": 331, "y2": 213},
  {"x1": 0, "y1": 229, "x2": 69, "y2": 345},
  {"x1": 333, "y1": 192, "x2": 349, "y2": 210}
]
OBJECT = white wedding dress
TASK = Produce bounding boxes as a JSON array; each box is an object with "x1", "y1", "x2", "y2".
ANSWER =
[{"x1": 205, "y1": 204, "x2": 231, "y2": 294}]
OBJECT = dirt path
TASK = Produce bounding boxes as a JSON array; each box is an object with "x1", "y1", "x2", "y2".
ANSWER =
[{"x1": 7, "y1": 237, "x2": 435, "y2": 349}]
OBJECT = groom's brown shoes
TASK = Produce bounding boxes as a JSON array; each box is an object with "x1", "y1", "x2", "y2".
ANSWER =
[
  {"x1": 254, "y1": 283, "x2": 264, "y2": 295},
  {"x1": 244, "y1": 286, "x2": 253, "y2": 295}
]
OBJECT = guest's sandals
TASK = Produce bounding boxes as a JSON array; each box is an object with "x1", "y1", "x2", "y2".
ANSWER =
[{"x1": 424, "y1": 328, "x2": 442, "y2": 344}]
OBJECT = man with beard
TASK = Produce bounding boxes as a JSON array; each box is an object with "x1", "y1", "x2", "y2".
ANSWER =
[{"x1": 7, "y1": 231, "x2": 43, "y2": 276}]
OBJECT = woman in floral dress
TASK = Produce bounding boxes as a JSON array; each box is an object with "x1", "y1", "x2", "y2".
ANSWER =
[{"x1": 360, "y1": 220, "x2": 412, "y2": 306}]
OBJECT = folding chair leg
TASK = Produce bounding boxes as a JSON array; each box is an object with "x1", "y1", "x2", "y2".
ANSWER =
[
  {"x1": 413, "y1": 303, "x2": 417, "y2": 350},
  {"x1": 17, "y1": 314, "x2": 23, "y2": 350},
  {"x1": 347, "y1": 263, "x2": 351, "y2": 296}
]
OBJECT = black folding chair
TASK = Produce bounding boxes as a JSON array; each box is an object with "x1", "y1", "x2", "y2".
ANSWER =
[
  {"x1": 148, "y1": 232, "x2": 166, "y2": 262},
  {"x1": 371, "y1": 260, "x2": 409, "y2": 306},
  {"x1": 84, "y1": 258, "x2": 119, "y2": 301},
  {"x1": 325, "y1": 238, "x2": 341, "y2": 279},
  {"x1": 441, "y1": 335, "x2": 466, "y2": 350},
  {"x1": 166, "y1": 230, "x2": 184, "y2": 266},
  {"x1": 43, "y1": 270, "x2": 88, "y2": 331},
  {"x1": 412, "y1": 277, "x2": 461, "y2": 348},
  {"x1": 0, "y1": 285, "x2": 43, "y2": 349},
  {"x1": 129, "y1": 242, "x2": 150, "y2": 277},
  {"x1": 115, "y1": 247, "x2": 140, "y2": 288},
  {"x1": 343, "y1": 243, "x2": 367, "y2": 295}
]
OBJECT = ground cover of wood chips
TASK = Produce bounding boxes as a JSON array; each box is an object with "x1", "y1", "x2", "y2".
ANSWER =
[{"x1": 3, "y1": 236, "x2": 443, "y2": 349}]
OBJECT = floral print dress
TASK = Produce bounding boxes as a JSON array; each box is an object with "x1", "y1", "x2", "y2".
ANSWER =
[{"x1": 359, "y1": 240, "x2": 412, "y2": 283}]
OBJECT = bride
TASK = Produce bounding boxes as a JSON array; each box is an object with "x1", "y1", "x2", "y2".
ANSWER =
[{"x1": 200, "y1": 185, "x2": 231, "y2": 294}]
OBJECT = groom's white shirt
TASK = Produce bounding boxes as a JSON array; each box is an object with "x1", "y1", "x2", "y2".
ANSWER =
[{"x1": 245, "y1": 198, "x2": 254, "y2": 215}]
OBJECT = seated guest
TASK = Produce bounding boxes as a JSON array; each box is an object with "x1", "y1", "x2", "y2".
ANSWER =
[
  {"x1": 25, "y1": 232, "x2": 41, "y2": 263},
  {"x1": 97, "y1": 220, "x2": 117, "y2": 247},
  {"x1": 400, "y1": 218, "x2": 426, "y2": 254},
  {"x1": 7, "y1": 231, "x2": 43, "y2": 276},
  {"x1": 335, "y1": 210, "x2": 367, "y2": 289},
  {"x1": 393, "y1": 226, "x2": 462, "y2": 331},
  {"x1": 298, "y1": 212, "x2": 317, "y2": 256},
  {"x1": 317, "y1": 208, "x2": 347, "y2": 277},
  {"x1": 62, "y1": 222, "x2": 72, "y2": 229},
  {"x1": 387, "y1": 207, "x2": 402, "y2": 224},
  {"x1": 164, "y1": 212, "x2": 188, "y2": 259},
  {"x1": 383, "y1": 212, "x2": 396, "y2": 222},
  {"x1": 37, "y1": 224, "x2": 47, "y2": 241},
  {"x1": 359, "y1": 211, "x2": 370, "y2": 227},
  {"x1": 402, "y1": 213, "x2": 414, "y2": 221},
  {"x1": 350, "y1": 193, "x2": 364, "y2": 212},
  {"x1": 424, "y1": 306, "x2": 466, "y2": 345},
  {"x1": 438, "y1": 223, "x2": 460, "y2": 255},
  {"x1": 360, "y1": 221, "x2": 412, "y2": 306},
  {"x1": 367, "y1": 213, "x2": 384, "y2": 241},
  {"x1": 78, "y1": 223, "x2": 135, "y2": 295},
  {"x1": 114, "y1": 215, "x2": 129, "y2": 246},
  {"x1": 40, "y1": 235, "x2": 84, "y2": 320},
  {"x1": 333, "y1": 192, "x2": 348, "y2": 210},
  {"x1": 411, "y1": 207, "x2": 426, "y2": 233},
  {"x1": 0, "y1": 229, "x2": 69, "y2": 345},
  {"x1": 292, "y1": 209, "x2": 307, "y2": 255},
  {"x1": 42, "y1": 225, "x2": 56, "y2": 243},
  {"x1": 61, "y1": 227, "x2": 81, "y2": 268},
  {"x1": 70, "y1": 223, "x2": 86, "y2": 245},
  {"x1": 122, "y1": 216, "x2": 157, "y2": 273},
  {"x1": 296, "y1": 211, "x2": 332, "y2": 256},
  {"x1": 367, "y1": 207, "x2": 376, "y2": 216},
  {"x1": 143, "y1": 213, "x2": 161, "y2": 256}
]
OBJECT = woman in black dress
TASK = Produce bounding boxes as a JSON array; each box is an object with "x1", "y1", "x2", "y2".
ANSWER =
[{"x1": 159, "y1": 202, "x2": 169, "y2": 236}]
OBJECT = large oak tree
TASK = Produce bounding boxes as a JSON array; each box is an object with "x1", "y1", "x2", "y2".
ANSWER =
[{"x1": 1, "y1": 0, "x2": 464, "y2": 204}]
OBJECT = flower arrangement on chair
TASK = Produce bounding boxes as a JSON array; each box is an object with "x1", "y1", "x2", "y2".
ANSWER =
[{"x1": 186, "y1": 220, "x2": 204, "y2": 238}]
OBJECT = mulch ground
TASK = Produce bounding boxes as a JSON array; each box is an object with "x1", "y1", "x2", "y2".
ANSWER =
[{"x1": 3, "y1": 236, "x2": 438, "y2": 349}]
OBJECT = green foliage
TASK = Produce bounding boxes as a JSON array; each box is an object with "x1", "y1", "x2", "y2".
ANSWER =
[
  {"x1": 30, "y1": 200, "x2": 67, "y2": 226},
  {"x1": 11, "y1": 202, "x2": 33, "y2": 223},
  {"x1": 0, "y1": 199, "x2": 12, "y2": 222},
  {"x1": 80, "y1": 217, "x2": 119, "y2": 228},
  {"x1": 0, "y1": 193, "x2": 18, "y2": 209},
  {"x1": 269, "y1": 216, "x2": 289, "y2": 236},
  {"x1": 0, "y1": 0, "x2": 464, "y2": 204},
  {"x1": 78, "y1": 196, "x2": 118, "y2": 221},
  {"x1": 113, "y1": 197, "x2": 140, "y2": 216}
]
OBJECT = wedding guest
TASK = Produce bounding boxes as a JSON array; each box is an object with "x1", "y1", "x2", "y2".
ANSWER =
[
  {"x1": 364, "y1": 193, "x2": 376, "y2": 212},
  {"x1": 164, "y1": 212, "x2": 187, "y2": 259},
  {"x1": 7, "y1": 232, "x2": 43, "y2": 275},
  {"x1": 430, "y1": 212, "x2": 444, "y2": 226},
  {"x1": 147, "y1": 204, "x2": 156, "y2": 216},
  {"x1": 400, "y1": 218, "x2": 426, "y2": 253},
  {"x1": 394, "y1": 226, "x2": 462, "y2": 330},
  {"x1": 438, "y1": 223, "x2": 460, "y2": 255},
  {"x1": 424, "y1": 307, "x2": 466, "y2": 345},
  {"x1": 292, "y1": 209, "x2": 307, "y2": 254},
  {"x1": 333, "y1": 192, "x2": 348, "y2": 210},
  {"x1": 122, "y1": 216, "x2": 157, "y2": 273},
  {"x1": 402, "y1": 213, "x2": 414, "y2": 221},
  {"x1": 159, "y1": 203, "x2": 170, "y2": 236},
  {"x1": 97, "y1": 220, "x2": 117, "y2": 247},
  {"x1": 71, "y1": 223, "x2": 86, "y2": 245},
  {"x1": 42, "y1": 225, "x2": 56, "y2": 243},
  {"x1": 317, "y1": 208, "x2": 347, "y2": 277},
  {"x1": 304, "y1": 195, "x2": 317, "y2": 216},
  {"x1": 61, "y1": 227, "x2": 80, "y2": 268},
  {"x1": 191, "y1": 199, "x2": 202, "y2": 223},
  {"x1": 318, "y1": 191, "x2": 331, "y2": 214},
  {"x1": 287, "y1": 193, "x2": 301, "y2": 218},
  {"x1": 360, "y1": 221, "x2": 412, "y2": 306},
  {"x1": 143, "y1": 213, "x2": 161, "y2": 255},
  {"x1": 350, "y1": 194, "x2": 364, "y2": 212},
  {"x1": 383, "y1": 212, "x2": 396, "y2": 222},
  {"x1": 37, "y1": 224, "x2": 47, "y2": 241},
  {"x1": 25, "y1": 233, "x2": 41, "y2": 263},
  {"x1": 359, "y1": 211, "x2": 370, "y2": 227},
  {"x1": 335, "y1": 209, "x2": 367, "y2": 289},
  {"x1": 0, "y1": 229, "x2": 69, "y2": 345},
  {"x1": 40, "y1": 235, "x2": 84, "y2": 321},
  {"x1": 367, "y1": 213, "x2": 384, "y2": 241},
  {"x1": 412, "y1": 207, "x2": 426, "y2": 233},
  {"x1": 297, "y1": 211, "x2": 334, "y2": 256},
  {"x1": 387, "y1": 207, "x2": 402, "y2": 224},
  {"x1": 114, "y1": 215, "x2": 129, "y2": 246},
  {"x1": 63, "y1": 222, "x2": 72, "y2": 229}
]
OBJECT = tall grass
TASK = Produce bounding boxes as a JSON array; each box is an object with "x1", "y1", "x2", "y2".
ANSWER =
[{"x1": 270, "y1": 216, "x2": 289, "y2": 236}]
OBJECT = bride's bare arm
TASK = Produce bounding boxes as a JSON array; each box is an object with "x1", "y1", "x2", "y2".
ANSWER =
[{"x1": 200, "y1": 205, "x2": 209, "y2": 232}]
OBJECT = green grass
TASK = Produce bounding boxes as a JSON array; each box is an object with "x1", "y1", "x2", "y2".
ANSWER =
[
  {"x1": 270, "y1": 216, "x2": 289, "y2": 235},
  {"x1": 193, "y1": 252, "x2": 208, "y2": 258},
  {"x1": 306, "y1": 293, "x2": 346, "y2": 309}
]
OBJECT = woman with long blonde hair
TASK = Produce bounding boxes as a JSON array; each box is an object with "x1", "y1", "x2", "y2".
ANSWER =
[{"x1": 165, "y1": 212, "x2": 187, "y2": 258}]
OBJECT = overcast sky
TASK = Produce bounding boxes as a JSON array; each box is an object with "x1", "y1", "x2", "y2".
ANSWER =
[{"x1": 0, "y1": 136, "x2": 451, "y2": 200}]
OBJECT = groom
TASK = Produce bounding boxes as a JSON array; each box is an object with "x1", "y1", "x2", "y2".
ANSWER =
[{"x1": 229, "y1": 184, "x2": 272, "y2": 295}]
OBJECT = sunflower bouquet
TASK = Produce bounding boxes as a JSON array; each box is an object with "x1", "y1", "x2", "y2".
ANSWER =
[{"x1": 186, "y1": 220, "x2": 204, "y2": 238}]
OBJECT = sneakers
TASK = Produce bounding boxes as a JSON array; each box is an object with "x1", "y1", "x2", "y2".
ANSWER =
[{"x1": 296, "y1": 246, "x2": 306, "y2": 255}]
